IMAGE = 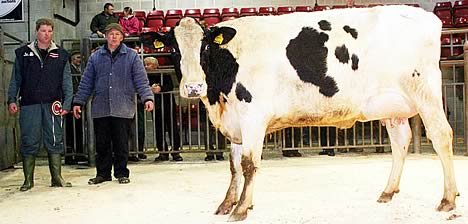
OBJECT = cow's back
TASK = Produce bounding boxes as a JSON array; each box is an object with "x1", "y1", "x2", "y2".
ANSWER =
[{"x1": 216, "y1": 5, "x2": 442, "y2": 127}]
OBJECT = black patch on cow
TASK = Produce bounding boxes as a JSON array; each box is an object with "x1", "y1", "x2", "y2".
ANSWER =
[
  {"x1": 412, "y1": 69, "x2": 420, "y2": 77},
  {"x1": 343, "y1": 25, "x2": 358, "y2": 39},
  {"x1": 335, "y1": 45, "x2": 350, "y2": 64},
  {"x1": 351, "y1": 54, "x2": 359, "y2": 71},
  {"x1": 318, "y1": 20, "x2": 331, "y2": 31},
  {"x1": 286, "y1": 27, "x2": 339, "y2": 97},
  {"x1": 201, "y1": 41, "x2": 239, "y2": 105},
  {"x1": 235, "y1": 83, "x2": 252, "y2": 103}
]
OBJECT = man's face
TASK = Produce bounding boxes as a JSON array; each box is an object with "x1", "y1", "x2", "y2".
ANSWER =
[
  {"x1": 144, "y1": 60, "x2": 158, "y2": 70},
  {"x1": 71, "y1": 54, "x2": 81, "y2": 66},
  {"x1": 105, "y1": 6, "x2": 114, "y2": 15},
  {"x1": 106, "y1": 29, "x2": 123, "y2": 49},
  {"x1": 36, "y1": 25, "x2": 53, "y2": 45}
]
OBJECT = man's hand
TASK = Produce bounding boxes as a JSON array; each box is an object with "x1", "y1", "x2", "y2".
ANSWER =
[
  {"x1": 8, "y1": 103, "x2": 18, "y2": 115},
  {"x1": 151, "y1": 84, "x2": 161, "y2": 94},
  {"x1": 60, "y1": 109, "x2": 69, "y2": 116},
  {"x1": 97, "y1": 31, "x2": 104, "y2": 38},
  {"x1": 73, "y1": 106, "x2": 82, "y2": 119},
  {"x1": 145, "y1": 101, "x2": 154, "y2": 112}
]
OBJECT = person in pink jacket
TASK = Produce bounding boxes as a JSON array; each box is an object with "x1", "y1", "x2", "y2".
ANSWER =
[{"x1": 119, "y1": 7, "x2": 140, "y2": 36}]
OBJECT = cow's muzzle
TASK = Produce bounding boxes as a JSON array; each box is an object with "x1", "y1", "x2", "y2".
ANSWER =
[{"x1": 184, "y1": 82, "x2": 206, "y2": 98}]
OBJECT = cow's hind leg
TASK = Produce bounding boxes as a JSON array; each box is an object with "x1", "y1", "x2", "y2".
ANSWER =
[
  {"x1": 215, "y1": 143, "x2": 243, "y2": 215},
  {"x1": 378, "y1": 118, "x2": 411, "y2": 203},
  {"x1": 418, "y1": 107, "x2": 458, "y2": 211},
  {"x1": 228, "y1": 119, "x2": 266, "y2": 222}
]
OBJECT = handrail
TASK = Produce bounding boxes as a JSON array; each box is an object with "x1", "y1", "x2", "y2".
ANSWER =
[{"x1": 442, "y1": 28, "x2": 468, "y2": 35}]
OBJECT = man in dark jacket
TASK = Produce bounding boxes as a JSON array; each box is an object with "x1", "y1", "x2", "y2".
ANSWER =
[
  {"x1": 73, "y1": 23, "x2": 154, "y2": 185},
  {"x1": 90, "y1": 3, "x2": 118, "y2": 38},
  {"x1": 8, "y1": 18, "x2": 73, "y2": 191}
]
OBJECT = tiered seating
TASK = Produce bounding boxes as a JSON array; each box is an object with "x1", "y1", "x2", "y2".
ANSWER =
[
  {"x1": 222, "y1": 8, "x2": 239, "y2": 21},
  {"x1": 165, "y1": 9, "x2": 183, "y2": 28},
  {"x1": 277, "y1": 6, "x2": 294, "y2": 15},
  {"x1": 203, "y1": 8, "x2": 221, "y2": 27},
  {"x1": 258, "y1": 7, "x2": 276, "y2": 16},
  {"x1": 454, "y1": 0, "x2": 468, "y2": 27},
  {"x1": 295, "y1": 6, "x2": 313, "y2": 12},
  {"x1": 434, "y1": 2, "x2": 454, "y2": 28},
  {"x1": 240, "y1": 7, "x2": 257, "y2": 17},
  {"x1": 185, "y1": 9, "x2": 202, "y2": 20},
  {"x1": 146, "y1": 10, "x2": 164, "y2": 30}
]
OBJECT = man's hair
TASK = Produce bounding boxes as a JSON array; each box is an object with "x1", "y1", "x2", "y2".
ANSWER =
[
  {"x1": 123, "y1": 7, "x2": 133, "y2": 15},
  {"x1": 144, "y1": 57, "x2": 159, "y2": 69},
  {"x1": 70, "y1": 51, "x2": 80, "y2": 58},
  {"x1": 35, "y1": 18, "x2": 54, "y2": 31},
  {"x1": 104, "y1": 3, "x2": 114, "y2": 10}
]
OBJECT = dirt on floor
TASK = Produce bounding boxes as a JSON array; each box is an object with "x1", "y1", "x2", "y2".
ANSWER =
[{"x1": 0, "y1": 152, "x2": 467, "y2": 224}]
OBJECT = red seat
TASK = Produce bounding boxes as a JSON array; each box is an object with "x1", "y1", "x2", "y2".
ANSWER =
[
  {"x1": 240, "y1": 7, "x2": 257, "y2": 17},
  {"x1": 134, "y1": 11, "x2": 146, "y2": 20},
  {"x1": 146, "y1": 18, "x2": 164, "y2": 30},
  {"x1": 165, "y1": 9, "x2": 183, "y2": 28},
  {"x1": 277, "y1": 6, "x2": 294, "y2": 15},
  {"x1": 203, "y1": 8, "x2": 221, "y2": 27},
  {"x1": 434, "y1": 2, "x2": 453, "y2": 27},
  {"x1": 203, "y1": 8, "x2": 220, "y2": 17},
  {"x1": 160, "y1": 26, "x2": 172, "y2": 33},
  {"x1": 166, "y1": 9, "x2": 183, "y2": 18},
  {"x1": 454, "y1": 1, "x2": 468, "y2": 27},
  {"x1": 185, "y1": 9, "x2": 202, "y2": 20},
  {"x1": 147, "y1": 10, "x2": 164, "y2": 19},
  {"x1": 165, "y1": 18, "x2": 181, "y2": 28},
  {"x1": 313, "y1": 5, "x2": 331, "y2": 11},
  {"x1": 295, "y1": 6, "x2": 313, "y2": 12},
  {"x1": 258, "y1": 7, "x2": 276, "y2": 16},
  {"x1": 114, "y1": 11, "x2": 124, "y2": 19},
  {"x1": 332, "y1": 5, "x2": 348, "y2": 9},
  {"x1": 222, "y1": 8, "x2": 239, "y2": 20}
]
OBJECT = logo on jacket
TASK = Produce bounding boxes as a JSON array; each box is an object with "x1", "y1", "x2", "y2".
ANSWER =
[
  {"x1": 51, "y1": 101, "x2": 62, "y2": 115},
  {"x1": 49, "y1": 53, "x2": 59, "y2": 58},
  {"x1": 23, "y1": 52, "x2": 34, "y2": 57}
]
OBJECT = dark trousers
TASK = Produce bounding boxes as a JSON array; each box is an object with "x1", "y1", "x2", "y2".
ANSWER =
[
  {"x1": 320, "y1": 127, "x2": 336, "y2": 148},
  {"x1": 154, "y1": 97, "x2": 180, "y2": 156},
  {"x1": 94, "y1": 117, "x2": 131, "y2": 179}
]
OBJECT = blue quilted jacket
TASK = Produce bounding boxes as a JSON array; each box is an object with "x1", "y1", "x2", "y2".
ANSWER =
[{"x1": 73, "y1": 43, "x2": 154, "y2": 119}]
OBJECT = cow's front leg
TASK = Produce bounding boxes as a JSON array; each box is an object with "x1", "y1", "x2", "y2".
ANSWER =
[
  {"x1": 228, "y1": 120, "x2": 265, "y2": 222},
  {"x1": 215, "y1": 143, "x2": 243, "y2": 215},
  {"x1": 378, "y1": 119, "x2": 411, "y2": 203}
]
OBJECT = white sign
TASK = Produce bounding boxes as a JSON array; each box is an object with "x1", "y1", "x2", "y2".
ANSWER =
[{"x1": 0, "y1": 0, "x2": 23, "y2": 22}]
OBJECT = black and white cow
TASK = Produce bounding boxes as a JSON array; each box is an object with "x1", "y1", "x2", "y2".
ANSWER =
[{"x1": 142, "y1": 5, "x2": 458, "y2": 221}]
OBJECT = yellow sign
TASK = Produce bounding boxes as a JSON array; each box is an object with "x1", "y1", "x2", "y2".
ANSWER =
[{"x1": 214, "y1": 34, "x2": 224, "y2": 44}]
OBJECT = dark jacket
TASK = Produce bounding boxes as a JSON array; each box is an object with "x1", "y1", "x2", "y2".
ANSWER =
[
  {"x1": 8, "y1": 41, "x2": 73, "y2": 110},
  {"x1": 90, "y1": 12, "x2": 119, "y2": 33},
  {"x1": 73, "y1": 43, "x2": 154, "y2": 119}
]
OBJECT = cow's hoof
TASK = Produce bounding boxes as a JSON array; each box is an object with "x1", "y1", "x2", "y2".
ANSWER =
[
  {"x1": 377, "y1": 191, "x2": 395, "y2": 203},
  {"x1": 228, "y1": 210, "x2": 248, "y2": 222},
  {"x1": 215, "y1": 201, "x2": 236, "y2": 215},
  {"x1": 437, "y1": 198, "x2": 456, "y2": 212}
]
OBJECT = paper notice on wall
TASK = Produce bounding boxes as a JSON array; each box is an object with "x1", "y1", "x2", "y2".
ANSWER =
[{"x1": 0, "y1": 0, "x2": 23, "y2": 22}]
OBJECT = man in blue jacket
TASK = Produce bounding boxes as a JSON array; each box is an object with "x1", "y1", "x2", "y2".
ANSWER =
[
  {"x1": 8, "y1": 18, "x2": 73, "y2": 191},
  {"x1": 73, "y1": 23, "x2": 154, "y2": 185}
]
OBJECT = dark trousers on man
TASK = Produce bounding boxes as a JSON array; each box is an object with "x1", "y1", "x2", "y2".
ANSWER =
[{"x1": 94, "y1": 117, "x2": 132, "y2": 179}]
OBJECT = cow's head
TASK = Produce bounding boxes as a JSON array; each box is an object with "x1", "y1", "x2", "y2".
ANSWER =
[{"x1": 141, "y1": 17, "x2": 236, "y2": 99}]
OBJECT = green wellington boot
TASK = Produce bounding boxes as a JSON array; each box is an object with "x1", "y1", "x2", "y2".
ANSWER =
[
  {"x1": 20, "y1": 156, "x2": 36, "y2": 191},
  {"x1": 48, "y1": 154, "x2": 72, "y2": 187}
]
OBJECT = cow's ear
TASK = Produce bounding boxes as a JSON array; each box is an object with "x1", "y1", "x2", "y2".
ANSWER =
[
  {"x1": 140, "y1": 32, "x2": 173, "y2": 49},
  {"x1": 209, "y1": 27, "x2": 236, "y2": 45}
]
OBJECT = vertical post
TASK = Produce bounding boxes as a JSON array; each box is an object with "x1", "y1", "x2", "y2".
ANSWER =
[
  {"x1": 463, "y1": 41, "x2": 468, "y2": 156},
  {"x1": 411, "y1": 116, "x2": 422, "y2": 154}
]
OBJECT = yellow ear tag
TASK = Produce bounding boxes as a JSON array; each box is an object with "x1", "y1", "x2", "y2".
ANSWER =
[
  {"x1": 154, "y1": 40, "x2": 164, "y2": 49},
  {"x1": 214, "y1": 34, "x2": 224, "y2": 44}
]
